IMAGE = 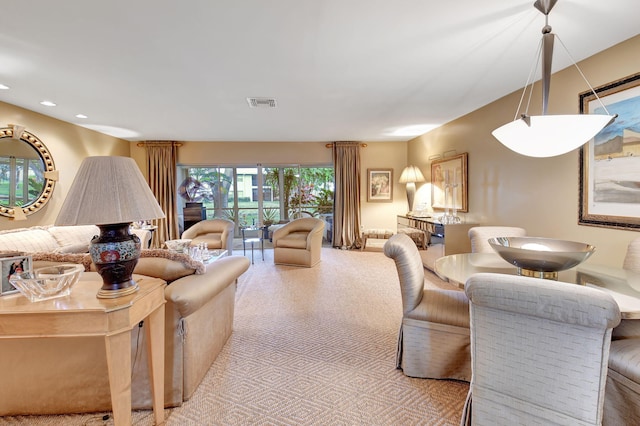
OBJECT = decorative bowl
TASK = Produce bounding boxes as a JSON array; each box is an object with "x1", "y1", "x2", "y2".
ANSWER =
[
  {"x1": 488, "y1": 236, "x2": 596, "y2": 279},
  {"x1": 9, "y1": 264, "x2": 84, "y2": 302},
  {"x1": 164, "y1": 239, "x2": 192, "y2": 253}
]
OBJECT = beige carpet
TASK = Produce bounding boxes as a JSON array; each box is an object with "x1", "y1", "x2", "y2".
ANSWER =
[{"x1": 0, "y1": 247, "x2": 468, "y2": 425}]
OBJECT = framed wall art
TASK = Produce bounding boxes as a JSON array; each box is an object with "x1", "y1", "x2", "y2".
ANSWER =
[
  {"x1": 1, "y1": 254, "x2": 31, "y2": 296},
  {"x1": 430, "y1": 152, "x2": 468, "y2": 212},
  {"x1": 367, "y1": 168, "x2": 393, "y2": 202},
  {"x1": 579, "y1": 72, "x2": 640, "y2": 230}
]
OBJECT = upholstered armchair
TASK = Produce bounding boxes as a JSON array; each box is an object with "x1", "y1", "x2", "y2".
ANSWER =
[
  {"x1": 462, "y1": 273, "x2": 620, "y2": 426},
  {"x1": 383, "y1": 233, "x2": 471, "y2": 381},
  {"x1": 467, "y1": 226, "x2": 526, "y2": 253},
  {"x1": 181, "y1": 218, "x2": 235, "y2": 254},
  {"x1": 273, "y1": 217, "x2": 325, "y2": 267}
]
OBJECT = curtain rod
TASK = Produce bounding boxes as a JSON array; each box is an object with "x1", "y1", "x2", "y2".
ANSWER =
[
  {"x1": 325, "y1": 143, "x2": 367, "y2": 148},
  {"x1": 136, "y1": 142, "x2": 183, "y2": 147}
]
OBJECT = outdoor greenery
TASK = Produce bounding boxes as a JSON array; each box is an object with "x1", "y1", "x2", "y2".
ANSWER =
[{"x1": 182, "y1": 166, "x2": 334, "y2": 230}]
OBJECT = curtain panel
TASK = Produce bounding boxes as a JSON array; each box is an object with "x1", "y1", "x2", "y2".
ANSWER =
[
  {"x1": 332, "y1": 142, "x2": 362, "y2": 249},
  {"x1": 142, "y1": 141, "x2": 180, "y2": 247}
]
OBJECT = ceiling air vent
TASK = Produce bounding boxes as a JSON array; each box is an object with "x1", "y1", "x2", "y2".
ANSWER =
[{"x1": 247, "y1": 97, "x2": 277, "y2": 108}]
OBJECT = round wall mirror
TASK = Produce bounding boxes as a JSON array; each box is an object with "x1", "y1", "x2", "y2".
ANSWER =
[{"x1": 0, "y1": 126, "x2": 57, "y2": 219}]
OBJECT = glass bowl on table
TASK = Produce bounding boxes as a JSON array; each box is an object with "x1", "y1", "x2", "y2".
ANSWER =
[
  {"x1": 488, "y1": 236, "x2": 596, "y2": 280},
  {"x1": 9, "y1": 264, "x2": 84, "y2": 302}
]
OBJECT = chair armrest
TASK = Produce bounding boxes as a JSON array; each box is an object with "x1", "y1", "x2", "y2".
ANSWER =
[{"x1": 164, "y1": 256, "x2": 250, "y2": 318}]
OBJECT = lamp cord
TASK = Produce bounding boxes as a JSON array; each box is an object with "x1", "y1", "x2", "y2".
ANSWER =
[
  {"x1": 513, "y1": 38, "x2": 543, "y2": 121},
  {"x1": 513, "y1": 8, "x2": 614, "y2": 120},
  {"x1": 555, "y1": 35, "x2": 613, "y2": 116}
]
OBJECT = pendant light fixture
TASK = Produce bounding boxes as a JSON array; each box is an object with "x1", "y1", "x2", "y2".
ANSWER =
[{"x1": 492, "y1": 0, "x2": 616, "y2": 158}]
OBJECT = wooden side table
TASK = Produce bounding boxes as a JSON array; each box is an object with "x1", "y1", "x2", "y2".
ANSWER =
[{"x1": 0, "y1": 273, "x2": 166, "y2": 425}]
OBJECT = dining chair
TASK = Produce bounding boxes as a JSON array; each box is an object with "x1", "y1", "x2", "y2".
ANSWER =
[
  {"x1": 383, "y1": 233, "x2": 471, "y2": 381},
  {"x1": 603, "y1": 236, "x2": 640, "y2": 425},
  {"x1": 462, "y1": 273, "x2": 620, "y2": 426},
  {"x1": 622, "y1": 237, "x2": 640, "y2": 272},
  {"x1": 467, "y1": 226, "x2": 526, "y2": 253}
]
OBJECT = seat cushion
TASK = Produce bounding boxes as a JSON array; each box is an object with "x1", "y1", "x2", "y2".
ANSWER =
[
  {"x1": 609, "y1": 339, "x2": 640, "y2": 383},
  {"x1": 406, "y1": 288, "x2": 470, "y2": 328},
  {"x1": 48, "y1": 225, "x2": 99, "y2": 248},
  {"x1": 0, "y1": 228, "x2": 60, "y2": 253},
  {"x1": 276, "y1": 232, "x2": 308, "y2": 249}
]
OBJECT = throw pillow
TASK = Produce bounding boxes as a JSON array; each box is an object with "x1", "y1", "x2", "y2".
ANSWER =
[{"x1": 134, "y1": 249, "x2": 205, "y2": 283}]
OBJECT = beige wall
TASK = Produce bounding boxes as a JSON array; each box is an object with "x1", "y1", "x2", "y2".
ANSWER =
[
  {"x1": 359, "y1": 142, "x2": 408, "y2": 231},
  {"x1": 131, "y1": 140, "x2": 407, "y2": 232},
  {"x1": 0, "y1": 101, "x2": 130, "y2": 230},
  {"x1": 408, "y1": 34, "x2": 640, "y2": 267}
]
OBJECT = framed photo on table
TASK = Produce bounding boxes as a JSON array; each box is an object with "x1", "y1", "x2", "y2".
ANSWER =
[
  {"x1": 430, "y1": 153, "x2": 468, "y2": 212},
  {"x1": 1, "y1": 254, "x2": 32, "y2": 295},
  {"x1": 579, "y1": 72, "x2": 640, "y2": 230},
  {"x1": 367, "y1": 169, "x2": 393, "y2": 202}
]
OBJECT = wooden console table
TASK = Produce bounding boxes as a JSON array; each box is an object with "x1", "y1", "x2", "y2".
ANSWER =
[
  {"x1": 397, "y1": 215, "x2": 477, "y2": 255},
  {"x1": 0, "y1": 273, "x2": 166, "y2": 425}
]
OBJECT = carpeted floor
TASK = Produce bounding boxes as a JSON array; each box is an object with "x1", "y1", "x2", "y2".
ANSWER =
[{"x1": 0, "y1": 247, "x2": 468, "y2": 425}]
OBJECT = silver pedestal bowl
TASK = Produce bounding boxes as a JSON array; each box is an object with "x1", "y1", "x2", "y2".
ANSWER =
[{"x1": 488, "y1": 236, "x2": 596, "y2": 280}]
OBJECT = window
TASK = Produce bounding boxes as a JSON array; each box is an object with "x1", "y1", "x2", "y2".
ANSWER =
[{"x1": 179, "y1": 165, "x2": 334, "y2": 234}]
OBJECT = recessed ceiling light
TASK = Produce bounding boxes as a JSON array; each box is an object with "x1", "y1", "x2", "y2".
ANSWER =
[
  {"x1": 388, "y1": 124, "x2": 439, "y2": 137},
  {"x1": 40, "y1": 100, "x2": 56, "y2": 107},
  {"x1": 0, "y1": 84, "x2": 9, "y2": 90},
  {"x1": 75, "y1": 114, "x2": 88, "y2": 119}
]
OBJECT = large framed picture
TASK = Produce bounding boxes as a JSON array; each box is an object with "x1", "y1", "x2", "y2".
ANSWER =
[
  {"x1": 431, "y1": 153, "x2": 468, "y2": 212},
  {"x1": 1, "y1": 254, "x2": 32, "y2": 296},
  {"x1": 367, "y1": 169, "x2": 393, "y2": 202},
  {"x1": 579, "y1": 72, "x2": 640, "y2": 230}
]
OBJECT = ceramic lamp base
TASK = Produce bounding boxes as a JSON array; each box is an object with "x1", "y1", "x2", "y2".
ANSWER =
[{"x1": 90, "y1": 222, "x2": 141, "y2": 299}]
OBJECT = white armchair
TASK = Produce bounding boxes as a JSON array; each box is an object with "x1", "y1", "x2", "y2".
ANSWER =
[
  {"x1": 181, "y1": 218, "x2": 235, "y2": 254},
  {"x1": 273, "y1": 217, "x2": 325, "y2": 267},
  {"x1": 462, "y1": 273, "x2": 620, "y2": 426}
]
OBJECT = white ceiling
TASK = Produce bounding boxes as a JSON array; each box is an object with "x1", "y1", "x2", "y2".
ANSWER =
[{"x1": 0, "y1": 0, "x2": 638, "y2": 142}]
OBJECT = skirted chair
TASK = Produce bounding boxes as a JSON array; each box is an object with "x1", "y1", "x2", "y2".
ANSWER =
[
  {"x1": 462, "y1": 273, "x2": 621, "y2": 426},
  {"x1": 181, "y1": 218, "x2": 235, "y2": 254},
  {"x1": 604, "y1": 236, "x2": 640, "y2": 425},
  {"x1": 467, "y1": 226, "x2": 526, "y2": 253},
  {"x1": 273, "y1": 217, "x2": 325, "y2": 267},
  {"x1": 383, "y1": 233, "x2": 471, "y2": 381}
]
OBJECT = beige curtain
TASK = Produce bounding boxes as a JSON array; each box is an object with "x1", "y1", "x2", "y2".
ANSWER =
[
  {"x1": 332, "y1": 142, "x2": 361, "y2": 249},
  {"x1": 143, "y1": 142, "x2": 180, "y2": 247}
]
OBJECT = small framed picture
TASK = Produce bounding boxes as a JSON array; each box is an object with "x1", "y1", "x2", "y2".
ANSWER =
[
  {"x1": 1, "y1": 255, "x2": 32, "y2": 296},
  {"x1": 367, "y1": 168, "x2": 393, "y2": 202}
]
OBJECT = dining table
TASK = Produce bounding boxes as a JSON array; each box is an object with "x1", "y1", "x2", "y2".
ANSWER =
[{"x1": 434, "y1": 252, "x2": 640, "y2": 319}]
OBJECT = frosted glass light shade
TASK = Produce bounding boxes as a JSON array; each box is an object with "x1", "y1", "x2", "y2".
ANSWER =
[{"x1": 492, "y1": 114, "x2": 615, "y2": 158}]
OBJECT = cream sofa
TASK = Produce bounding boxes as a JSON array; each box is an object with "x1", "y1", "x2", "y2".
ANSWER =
[
  {"x1": 0, "y1": 248, "x2": 250, "y2": 415},
  {"x1": 0, "y1": 224, "x2": 152, "y2": 254}
]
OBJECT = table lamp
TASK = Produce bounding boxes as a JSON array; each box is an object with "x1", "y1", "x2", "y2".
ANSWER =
[
  {"x1": 399, "y1": 165, "x2": 425, "y2": 214},
  {"x1": 55, "y1": 156, "x2": 165, "y2": 298}
]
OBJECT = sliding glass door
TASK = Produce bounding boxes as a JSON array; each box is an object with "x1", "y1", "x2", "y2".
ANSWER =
[{"x1": 178, "y1": 164, "x2": 333, "y2": 235}]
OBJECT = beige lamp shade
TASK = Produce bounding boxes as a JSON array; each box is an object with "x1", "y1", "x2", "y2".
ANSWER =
[
  {"x1": 399, "y1": 165, "x2": 426, "y2": 184},
  {"x1": 399, "y1": 165, "x2": 425, "y2": 213},
  {"x1": 55, "y1": 156, "x2": 165, "y2": 226}
]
